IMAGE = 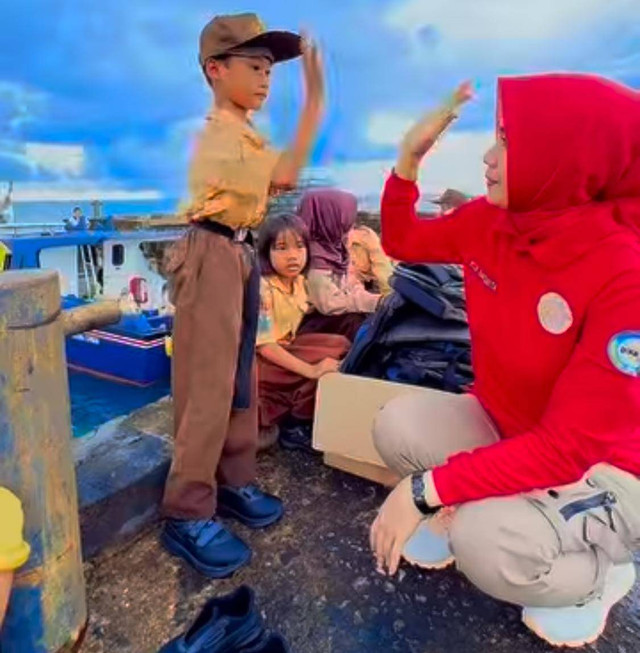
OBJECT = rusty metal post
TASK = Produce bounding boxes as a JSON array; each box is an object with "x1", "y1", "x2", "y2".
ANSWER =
[{"x1": 0, "y1": 270, "x2": 120, "y2": 652}]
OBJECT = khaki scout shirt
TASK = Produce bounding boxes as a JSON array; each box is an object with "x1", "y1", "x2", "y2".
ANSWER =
[
  {"x1": 256, "y1": 275, "x2": 309, "y2": 346},
  {"x1": 187, "y1": 108, "x2": 280, "y2": 230}
]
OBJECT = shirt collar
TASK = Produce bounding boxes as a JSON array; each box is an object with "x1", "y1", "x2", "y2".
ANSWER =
[
  {"x1": 206, "y1": 107, "x2": 266, "y2": 149},
  {"x1": 266, "y1": 274, "x2": 305, "y2": 295}
]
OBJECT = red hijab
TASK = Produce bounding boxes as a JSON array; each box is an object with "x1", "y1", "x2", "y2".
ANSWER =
[{"x1": 489, "y1": 74, "x2": 640, "y2": 267}]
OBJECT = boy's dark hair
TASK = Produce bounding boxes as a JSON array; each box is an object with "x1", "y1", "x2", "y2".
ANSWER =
[
  {"x1": 73, "y1": 206, "x2": 82, "y2": 212},
  {"x1": 257, "y1": 213, "x2": 311, "y2": 276}
]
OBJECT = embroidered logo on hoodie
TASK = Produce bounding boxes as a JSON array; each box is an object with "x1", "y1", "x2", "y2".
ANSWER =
[
  {"x1": 537, "y1": 292, "x2": 573, "y2": 335},
  {"x1": 608, "y1": 332, "x2": 640, "y2": 377}
]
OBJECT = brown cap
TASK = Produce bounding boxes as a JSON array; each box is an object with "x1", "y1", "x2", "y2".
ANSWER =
[
  {"x1": 433, "y1": 188, "x2": 469, "y2": 209},
  {"x1": 199, "y1": 13, "x2": 302, "y2": 65}
]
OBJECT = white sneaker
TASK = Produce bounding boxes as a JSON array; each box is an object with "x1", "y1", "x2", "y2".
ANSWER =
[
  {"x1": 402, "y1": 518, "x2": 455, "y2": 570},
  {"x1": 522, "y1": 562, "x2": 637, "y2": 648}
]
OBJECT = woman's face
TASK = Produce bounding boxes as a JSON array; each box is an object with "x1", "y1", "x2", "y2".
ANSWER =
[{"x1": 483, "y1": 100, "x2": 508, "y2": 208}]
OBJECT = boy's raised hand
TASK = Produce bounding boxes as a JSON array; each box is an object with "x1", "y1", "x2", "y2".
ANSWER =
[
  {"x1": 300, "y1": 32, "x2": 324, "y2": 112},
  {"x1": 270, "y1": 32, "x2": 325, "y2": 190}
]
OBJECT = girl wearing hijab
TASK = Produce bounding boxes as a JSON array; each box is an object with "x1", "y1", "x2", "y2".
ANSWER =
[
  {"x1": 369, "y1": 77, "x2": 640, "y2": 647},
  {"x1": 297, "y1": 189, "x2": 381, "y2": 341}
]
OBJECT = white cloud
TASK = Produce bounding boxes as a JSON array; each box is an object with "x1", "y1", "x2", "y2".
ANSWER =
[
  {"x1": 0, "y1": 81, "x2": 46, "y2": 135},
  {"x1": 323, "y1": 127, "x2": 493, "y2": 210},
  {"x1": 13, "y1": 180, "x2": 162, "y2": 203},
  {"x1": 385, "y1": 0, "x2": 640, "y2": 73},
  {"x1": 366, "y1": 111, "x2": 415, "y2": 147},
  {"x1": 386, "y1": 0, "x2": 619, "y2": 42},
  {"x1": 24, "y1": 143, "x2": 86, "y2": 177}
]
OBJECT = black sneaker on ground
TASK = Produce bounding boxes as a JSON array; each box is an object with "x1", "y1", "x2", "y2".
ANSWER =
[
  {"x1": 157, "y1": 586, "x2": 264, "y2": 652},
  {"x1": 278, "y1": 419, "x2": 317, "y2": 454}
]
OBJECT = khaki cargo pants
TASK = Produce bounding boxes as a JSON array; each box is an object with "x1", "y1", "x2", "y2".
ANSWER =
[{"x1": 373, "y1": 391, "x2": 640, "y2": 608}]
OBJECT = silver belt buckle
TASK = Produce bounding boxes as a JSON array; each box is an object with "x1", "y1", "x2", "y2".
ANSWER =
[{"x1": 233, "y1": 228, "x2": 248, "y2": 243}]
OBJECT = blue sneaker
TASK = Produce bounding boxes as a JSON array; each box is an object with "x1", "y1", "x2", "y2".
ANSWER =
[
  {"x1": 522, "y1": 563, "x2": 636, "y2": 647},
  {"x1": 402, "y1": 518, "x2": 455, "y2": 570},
  {"x1": 218, "y1": 484, "x2": 284, "y2": 529},
  {"x1": 241, "y1": 633, "x2": 290, "y2": 653},
  {"x1": 161, "y1": 518, "x2": 251, "y2": 578},
  {"x1": 158, "y1": 585, "x2": 263, "y2": 652}
]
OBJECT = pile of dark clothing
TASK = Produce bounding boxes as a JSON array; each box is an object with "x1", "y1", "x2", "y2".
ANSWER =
[{"x1": 341, "y1": 263, "x2": 473, "y2": 393}]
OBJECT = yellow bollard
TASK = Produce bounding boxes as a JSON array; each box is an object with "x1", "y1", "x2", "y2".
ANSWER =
[{"x1": 0, "y1": 270, "x2": 104, "y2": 652}]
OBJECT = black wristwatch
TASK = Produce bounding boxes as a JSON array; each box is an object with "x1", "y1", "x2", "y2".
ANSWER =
[{"x1": 411, "y1": 472, "x2": 441, "y2": 516}]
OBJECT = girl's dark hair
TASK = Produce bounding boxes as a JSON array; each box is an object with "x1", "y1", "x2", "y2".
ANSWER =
[{"x1": 257, "y1": 213, "x2": 311, "y2": 276}]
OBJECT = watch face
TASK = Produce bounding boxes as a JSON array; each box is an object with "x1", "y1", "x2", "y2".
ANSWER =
[{"x1": 411, "y1": 472, "x2": 432, "y2": 515}]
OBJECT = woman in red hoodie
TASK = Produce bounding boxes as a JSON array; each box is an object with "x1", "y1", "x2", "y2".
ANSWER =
[{"x1": 370, "y1": 75, "x2": 640, "y2": 648}]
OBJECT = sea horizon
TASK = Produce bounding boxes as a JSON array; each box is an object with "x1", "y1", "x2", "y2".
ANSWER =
[{"x1": 10, "y1": 198, "x2": 182, "y2": 225}]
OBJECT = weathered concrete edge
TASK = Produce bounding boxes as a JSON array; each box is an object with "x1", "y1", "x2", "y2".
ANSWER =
[{"x1": 73, "y1": 400, "x2": 172, "y2": 559}]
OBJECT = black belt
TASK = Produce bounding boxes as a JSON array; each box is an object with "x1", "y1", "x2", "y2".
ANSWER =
[{"x1": 195, "y1": 220, "x2": 253, "y2": 245}]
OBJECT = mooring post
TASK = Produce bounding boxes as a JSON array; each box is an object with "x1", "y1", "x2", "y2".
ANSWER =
[{"x1": 0, "y1": 269, "x2": 121, "y2": 652}]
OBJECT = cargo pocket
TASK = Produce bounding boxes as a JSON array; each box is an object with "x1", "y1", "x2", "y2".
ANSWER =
[
  {"x1": 164, "y1": 232, "x2": 192, "y2": 306},
  {"x1": 527, "y1": 480, "x2": 634, "y2": 571}
]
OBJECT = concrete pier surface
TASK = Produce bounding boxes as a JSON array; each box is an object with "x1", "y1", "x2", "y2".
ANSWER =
[{"x1": 81, "y1": 403, "x2": 640, "y2": 653}]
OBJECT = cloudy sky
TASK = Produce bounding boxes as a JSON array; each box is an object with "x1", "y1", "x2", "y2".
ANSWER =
[{"x1": 3, "y1": 0, "x2": 640, "y2": 205}]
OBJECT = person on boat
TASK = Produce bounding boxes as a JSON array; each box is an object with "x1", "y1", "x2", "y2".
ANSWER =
[
  {"x1": 0, "y1": 488, "x2": 30, "y2": 629},
  {"x1": 64, "y1": 207, "x2": 87, "y2": 231},
  {"x1": 370, "y1": 76, "x2": 640, "y2": 648},
  {"x1": 0, "y1": 182, "x2": 14, "y2": 224},
  {"x1": 256, "y1": 213, "x2": 350, "y2": 453},
  {"x1": 160, "y1": 12, "x2": 324, "y2": 578},
  {"x1": 297, "y1": 189, "x2": 382, "y2": 341},
  {"x1": 347, "y1": 225, "x2": 394, "y2": 296}
]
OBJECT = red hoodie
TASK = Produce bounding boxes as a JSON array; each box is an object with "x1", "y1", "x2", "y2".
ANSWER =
[{"x1": 381, "y1": 74, "x2": 640, "y2": 506}]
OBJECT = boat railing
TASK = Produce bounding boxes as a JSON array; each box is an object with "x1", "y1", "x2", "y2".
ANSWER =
[{"x1": 0, "y1": 222, "x2": 68, "y2": 236}]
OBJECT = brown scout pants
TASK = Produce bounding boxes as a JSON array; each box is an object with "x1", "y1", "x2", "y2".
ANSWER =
[
  {"x1": 257, "y1": 332, "x2": 351, "y2": 429},
  {"x1": 162, "y1": 227, "x2": 258, "y2": 520}
]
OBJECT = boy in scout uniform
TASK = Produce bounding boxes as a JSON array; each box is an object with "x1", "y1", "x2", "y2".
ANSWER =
[{"x1": 161, "y1": 13, "x2": 324, "y2": 577}]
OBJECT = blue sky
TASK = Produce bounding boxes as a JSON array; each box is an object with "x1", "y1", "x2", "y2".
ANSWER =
[{"x1": 3, "y1": 0, "x2": 640, "y2": 205}]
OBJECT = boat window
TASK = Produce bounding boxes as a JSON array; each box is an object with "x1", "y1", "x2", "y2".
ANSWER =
[{"x1": 112, "y1": 244, "x2": 125, "y2": 267}]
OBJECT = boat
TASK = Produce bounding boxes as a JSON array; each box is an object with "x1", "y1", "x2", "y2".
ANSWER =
[{"x1": 0, "y1": 218, "x2": 185, "y2": 386}]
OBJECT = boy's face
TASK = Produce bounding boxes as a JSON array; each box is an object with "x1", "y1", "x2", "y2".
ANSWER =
[{"x1": 208, "y1": 55, "x2": 273, "y2": 111}]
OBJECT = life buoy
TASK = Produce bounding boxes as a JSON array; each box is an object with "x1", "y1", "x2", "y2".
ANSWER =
[{"x1": 129, "y1": 276, "x2": 149, "y2": 305}]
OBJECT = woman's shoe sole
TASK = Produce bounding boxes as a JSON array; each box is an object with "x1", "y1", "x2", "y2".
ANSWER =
[
  {"x1": 522, "y1": 564, "x2": 636, "y2": 648},
  {"x1": 403, "y1": 553, "x2": 456, "y2": 571}
]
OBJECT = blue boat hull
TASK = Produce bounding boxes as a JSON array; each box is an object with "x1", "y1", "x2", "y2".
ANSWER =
[
  {"x1": 61, "y1": 297, "x2": 173, "y2": 386},
  {"x1": 65, "y1": 329, "x2": 170, "y2": 387}
]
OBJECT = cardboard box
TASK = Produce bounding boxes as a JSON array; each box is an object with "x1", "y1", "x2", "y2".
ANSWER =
[{"x1": 313, "y1": 373, "x2": 431, "y2": 486}]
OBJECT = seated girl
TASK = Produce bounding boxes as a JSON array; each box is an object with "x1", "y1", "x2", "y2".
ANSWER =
[
  {"x1": 257, "y1": 214, "x2": 350, "y2": 452},
  {"x1": 347, "y1": 225, "x2": 394, "y2": 296},
  {"x1": 297, "y1": 190, "x2": 382, "y2": 341}
]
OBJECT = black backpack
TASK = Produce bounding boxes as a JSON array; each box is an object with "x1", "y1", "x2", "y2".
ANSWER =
[{"x1": 340, "y1": 264, "x2": 474, "y2": 393}]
